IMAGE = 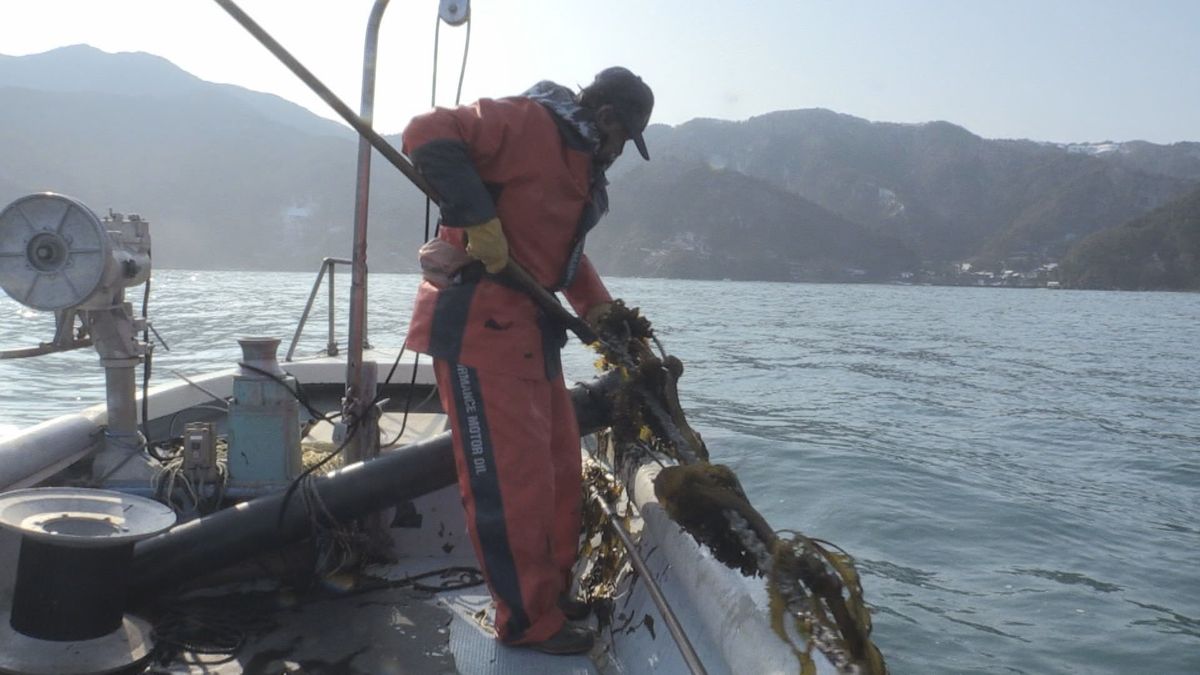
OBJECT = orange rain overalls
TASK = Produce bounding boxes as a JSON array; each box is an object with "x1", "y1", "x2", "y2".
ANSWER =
[{"x1": 401, "y1": 88, "x2": 612, "y2": 644}]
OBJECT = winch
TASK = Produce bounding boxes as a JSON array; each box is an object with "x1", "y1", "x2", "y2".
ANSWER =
[
  {"x1": 0, "y1": 192, "x2": 153, "y2": 483},
  {"x1": 226, "y1": 337, "x2": 303, "y2": 486}
]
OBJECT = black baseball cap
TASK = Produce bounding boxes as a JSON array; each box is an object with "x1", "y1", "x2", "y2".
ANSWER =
[{"x1": 582, "y1": 67, "x2": 654, "y2": 160}]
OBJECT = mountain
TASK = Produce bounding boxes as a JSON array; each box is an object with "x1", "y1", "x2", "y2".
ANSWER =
[
  {"x1": 1060, "y1": 140, "x2": 1200, "y2": 181},
  {"x1": 0, "y1": 44, "x2": 350, "y2": 138},
  {"x1": 0, "y1": 46, "x2": 423, "y2": 272},
  {"x1": 641, "y1": 111, "x2": 1194, "y2": 268},
  {"x1": 0, "y1": 45, "x2": 1196, "y2": 285},
  {"x1": 1059, "y1": 184, "x2": 1200, "y2": 290},
  {"x1": 593, "y1": 159, "x2": 916, "y2": 281}
]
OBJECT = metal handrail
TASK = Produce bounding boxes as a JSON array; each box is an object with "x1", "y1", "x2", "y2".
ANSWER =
[
  {"x1": 285, "y1": 257, "x2": 350, "y2": 362},
  {"x1": 593, "y1": 488, "x2": 709, "y2": 675}
]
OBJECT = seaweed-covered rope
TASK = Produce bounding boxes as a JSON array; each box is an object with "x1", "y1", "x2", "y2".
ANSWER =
[{"x1": 587, "y1": 302, "x2": 887, "y2": 675}]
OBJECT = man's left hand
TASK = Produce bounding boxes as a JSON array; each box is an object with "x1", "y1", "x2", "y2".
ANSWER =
[{"x1": 465, "y1": 217, "x2": 509, "y2": 273}]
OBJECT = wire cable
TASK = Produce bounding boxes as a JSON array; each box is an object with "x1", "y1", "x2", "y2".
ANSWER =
[
  {"x1": 224, "y1": 361, "x2": 357, "y2": 529},
  {"x1": 165, "y1": 403, "x2": 233, "y2": 441},
  {"x1": 140, "y1": 274, "x2": 170, "y2": 462},
  {"x1": 455, "y1": 15, "x2": 471, "y2": 105},
  {"x1": 380, "y1": 373, "x2": 439, "y2": 447},
  {"x1": 384, "y1": 8, "x2": 474, "y2": 455},
  {"x1": 431, "y1": 13, "x2": 441, "y2": 107},
  {"x1": 235, "y1": 362, "x2": 338, "y2": 426},
  {"x1": 343, "y1": 566, "x2": 484, "y2": 597}
]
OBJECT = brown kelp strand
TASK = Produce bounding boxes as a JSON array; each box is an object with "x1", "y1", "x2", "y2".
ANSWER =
[{"x1": 585, "y1": 303, "x2": 886, "y2": 674}]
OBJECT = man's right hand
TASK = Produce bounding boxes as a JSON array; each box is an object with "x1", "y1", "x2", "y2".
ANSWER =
[{"x1": 465, "y1": 217, "x2": 509, "y2": 273}]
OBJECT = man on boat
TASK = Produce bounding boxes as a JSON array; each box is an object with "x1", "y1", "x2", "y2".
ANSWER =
[{"x1": 401, "y1": 67, "x2": 653, "y2": 655}]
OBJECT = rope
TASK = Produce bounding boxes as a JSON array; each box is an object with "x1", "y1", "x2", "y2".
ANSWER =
[
  {"x1": 353, "y1": 566, "x2": 485, "y2": 595},
  {"x1": 152, "y1": 446, "x2": 229, "y2": 516},
  {"x1": 300, "y1": 474, "x2": 360, "y2": 577},
  {"x1": 588, "y1": 306, "x2": 887, "y2": 674},
  {"x1": 152, "y1": 605, "x2": 248, "y2": 665}
]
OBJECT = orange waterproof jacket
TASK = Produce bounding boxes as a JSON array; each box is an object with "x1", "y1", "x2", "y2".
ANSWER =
[{"x1": 401, "y1": 86, "x2": 612, "y2": 380}]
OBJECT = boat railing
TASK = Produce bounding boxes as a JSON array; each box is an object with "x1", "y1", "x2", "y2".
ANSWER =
[{"x1": 286, "y1": 256, "x2": 369, "y2": 362}]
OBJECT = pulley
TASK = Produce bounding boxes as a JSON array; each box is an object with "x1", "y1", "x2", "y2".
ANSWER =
[
  {"x1": 0, "y1": 193, "x2": 155, "y2": 481},
  {"x1": 0, "y1": 193, "x2": 149, "y2": 312},
  {"x1": 439, "y1": 0, "x2": 469, "y2": 26}
]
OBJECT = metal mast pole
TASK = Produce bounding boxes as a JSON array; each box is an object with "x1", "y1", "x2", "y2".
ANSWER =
[
  {"x1": 345, "y1": 0, "x2": 392, "y2": 465},
  {"x1": 211, "y1": 0, "x2": 595, "y2": 350}
]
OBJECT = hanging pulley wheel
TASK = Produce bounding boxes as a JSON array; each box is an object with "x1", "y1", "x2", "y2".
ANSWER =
[{"x1": 439, "y1": 0, "x2": 469, "y2": 26}]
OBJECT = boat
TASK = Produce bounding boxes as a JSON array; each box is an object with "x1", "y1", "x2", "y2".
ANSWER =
[{"x1": 0, "y1": 2, "x2": 885, "y2": 673}]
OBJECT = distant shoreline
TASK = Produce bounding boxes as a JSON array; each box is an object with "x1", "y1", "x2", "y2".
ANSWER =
[{"x1": 148, "y1": 267, "x2": 1196, "y2": 293}]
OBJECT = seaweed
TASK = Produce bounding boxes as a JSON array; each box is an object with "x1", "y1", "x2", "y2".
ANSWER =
[{"x1": 581, "y1": 302, "x2": 887, "y2": 675}]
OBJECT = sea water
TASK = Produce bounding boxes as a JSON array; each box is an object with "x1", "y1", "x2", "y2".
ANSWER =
[{"x1": 1, "y1": 270, "x2": 1197, "y2": 674}]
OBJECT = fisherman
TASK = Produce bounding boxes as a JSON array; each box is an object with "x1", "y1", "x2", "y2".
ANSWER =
[{"x1": 400, "y1": 67, "x2": 654, "y2": 655}]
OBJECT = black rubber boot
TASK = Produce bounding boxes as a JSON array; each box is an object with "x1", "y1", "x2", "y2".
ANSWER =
[{"x1": 523, "y1": 624, "x2": 595, "y2": 655}]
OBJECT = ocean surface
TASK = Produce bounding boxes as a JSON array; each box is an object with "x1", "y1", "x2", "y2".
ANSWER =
[{"x1": 1, "y1": 270, "x2": 1198, "y2": 674}]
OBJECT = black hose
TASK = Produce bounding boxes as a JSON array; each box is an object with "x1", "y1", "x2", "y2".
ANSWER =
[{"x1": 130, "y1": 372, "x2": 620, "y2": 597}]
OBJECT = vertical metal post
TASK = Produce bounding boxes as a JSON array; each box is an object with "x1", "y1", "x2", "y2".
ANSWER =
[
  {"x1": 286, "y1": 257, "x2": 350, "y2": 362},
  {"x1": 88, "y1": 297, "x2": 153, "y2": 482},
  {"x1": 326, "y1": 261, "x2": 338, "y2": 356},
  {"x1": 102, "y1": 364, "x2": 139, "y2": 437},
  {"x1": 344, "y1": 0, "x2": 391, "y2": 465}
]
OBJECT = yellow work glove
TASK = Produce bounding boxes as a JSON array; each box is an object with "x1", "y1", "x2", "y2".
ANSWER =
[{"x1": 465, "y1": 217, "x2": 509, "y2": 274}]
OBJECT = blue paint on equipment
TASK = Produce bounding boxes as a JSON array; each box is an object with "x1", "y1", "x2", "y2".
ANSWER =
[{"x1": 227, "y1": 338, "x2": 302, "y2": 486}]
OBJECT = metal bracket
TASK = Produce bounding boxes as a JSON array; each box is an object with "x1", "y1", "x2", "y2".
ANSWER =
[{"x1": 0, "y1": 308, "x2": 92, "y2": 359}]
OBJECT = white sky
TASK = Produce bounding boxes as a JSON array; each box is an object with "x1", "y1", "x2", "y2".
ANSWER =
[{"x1": 2, "y1": 0, "x2": 1198, "y2": 143}]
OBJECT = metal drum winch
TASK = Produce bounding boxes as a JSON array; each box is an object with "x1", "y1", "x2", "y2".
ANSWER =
[{"x1": 0, "y1": 487, "x2": 176, "y2": 675}]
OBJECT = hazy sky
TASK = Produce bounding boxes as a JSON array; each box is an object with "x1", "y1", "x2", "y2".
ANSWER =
[{"x1": 2, "y1": 0, "x2": 1198, "y2": 143}]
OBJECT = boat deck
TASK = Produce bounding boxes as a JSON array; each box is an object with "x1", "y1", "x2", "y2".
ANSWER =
[
  {"x1": 0, "y1": 359, "x2": 829, "y2": 674},
  {"x1": 149, "y1": 406, "x2": 600, "y2": 674},
  {"x1": 147, "y1": 554, "x2": 598, "y2": 675},
  {"x1": 0, "y1": 405, "x2": 603, "y2": 674}
]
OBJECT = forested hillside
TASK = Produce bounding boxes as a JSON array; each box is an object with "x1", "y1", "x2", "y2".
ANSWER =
[{"x1": 1060, "y1": 184, "x2": 1200, "y2": 290}]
